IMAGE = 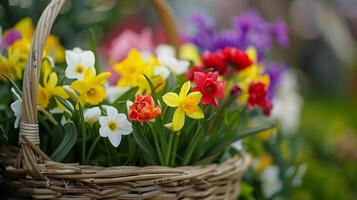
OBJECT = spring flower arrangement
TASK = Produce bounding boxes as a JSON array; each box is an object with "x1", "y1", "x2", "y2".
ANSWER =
[{"x1": 185, "y1": 10, "x2": 305, "y2": 199}]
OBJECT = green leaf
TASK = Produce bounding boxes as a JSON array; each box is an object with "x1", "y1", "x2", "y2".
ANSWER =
[
  {"x1": 54, "y1": 96, "x2": 74, "y2": 113},
  {"x1": 112, "y1": 87, "x2": 139, "y2": 108},
  {"x1": 0, "y1": 73, "x2": 22, "y2": 96},
  {"x1": 50, "y1": 122, "x2": 78, "y2": 162},
  {"x1": 132, "y1": 128, "x2": 157, "y2": 165},
  {"x1": 206, "y1": 123, "x2": 276, "y2": 157},
  {"x1": 89, "y1": 29, "x2": 101, "y2": 74},
  {"x1": 143, "y1": 74, "x2": 160, "y2": 105},
  {"x1": 182, "y1": 121, "x2": 204, "y2": 165}
]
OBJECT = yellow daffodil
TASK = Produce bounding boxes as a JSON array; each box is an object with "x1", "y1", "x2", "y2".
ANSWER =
[
  {"x1": 0, "y1": 48, "x2": 26, "y2": 80},
  {"x1": 162, "y1": 81, "x2": 204, "y2": 131},
  {"x1": 114, "y1": 49, "x2": 158, "y2": 93},
  {"x1": 38, "y1": 68, "x2": 69, "y2": 109},
  {"x1": 71, "y1": 68, "x2": 111, "y2": 105},
  {"x1": 237, "y1": 47, "x2": 270, "y2": 104},
  {"x1": 14, "y1": 17, "x2": 34, "y2": 40}
]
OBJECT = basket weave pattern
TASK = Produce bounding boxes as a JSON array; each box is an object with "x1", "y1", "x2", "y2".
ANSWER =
[{"x1": 0, "y1": 0, "x2": 251, "y2": 199}]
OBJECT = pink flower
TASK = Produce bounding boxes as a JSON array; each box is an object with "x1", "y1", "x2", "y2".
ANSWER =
[
  {"x1": 108, "y1": 28, "x2": 154, "y2": 62},
  {"x1": 192, "y1": 71, "x2": 225, "y2": 108}
]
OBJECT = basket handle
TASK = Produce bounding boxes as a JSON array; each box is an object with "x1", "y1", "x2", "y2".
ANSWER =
[{"x1": 19, "y1": 0, "x2": 179, "y2": 146}]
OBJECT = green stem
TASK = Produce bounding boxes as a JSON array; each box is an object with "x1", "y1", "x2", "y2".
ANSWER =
[
  {"x1": 86, "y1": 135, "x2": 101, "y2": 164},
  {"x1": 169, "y1": 133, "x2": 180, "y2": 167},
  {"x1": 104, "y1": 139, "x2": 113, "y2": 166},
  {"x1": 81, "y1": 125, "x2": 86, "y2": 165},
  {"x1": 148, "y1": 123, "x2": 164, "y2": 165},
  {"x1": 165, "y1": 133, "x2": 174, "y2": 166}
]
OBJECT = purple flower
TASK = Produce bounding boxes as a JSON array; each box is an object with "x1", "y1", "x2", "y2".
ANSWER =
[
  {"x1": 266, "y1": 62, "x2": 287, "y2": 99},
  {"x1": 185, "y1": 9, "x2": 289, "y2": 53},
  {"x1": 271, "y1": 19, "x2": 289, "y2": 47},
  {"x1": 0, "y1": 29, "x2": 22, "y2": 51}
]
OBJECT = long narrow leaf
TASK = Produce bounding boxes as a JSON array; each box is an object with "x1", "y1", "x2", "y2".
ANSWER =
[
  {"x1": 132, "y1": 128, "x2": 157, "y2": 165},
  {"x1": 50, "y1": 122, "x2": 77, "y2": 162},
  {"x1": 89, "y1": 29, "x2": 101, "y2": 74},
  {"x1": 0, "y1": 73, "x2": 22, "y2": 96},
  {"x1": 206, "y1": 123, "x2": 276, "y2": 157}
]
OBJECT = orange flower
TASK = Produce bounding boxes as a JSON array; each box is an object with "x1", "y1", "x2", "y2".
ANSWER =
[{"x1": 128, "y1": 94, "x2": 161, "y2": 123}]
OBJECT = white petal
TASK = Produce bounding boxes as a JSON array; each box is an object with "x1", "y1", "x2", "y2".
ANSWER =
[
  {"x1": 99, "y1": 126, "x2": 110, "y2": 137},
  {"x1": 84, "y1": 107, "x2": 101, "y2": 124},
  {"x1": 107, "y1": 133, "x2": 122, "y2": 147},
  {"x1": 81, "y1": 51, "x2": 95, "y2": 70},
  {"x1": 154, "y1": 66, "x2": 170, "y2": 79},
  {"x1": 73, "y1": 47, "x2": 83, "y2": 54},
  {"x1": 106, "y1": 106, "x2": 118, "y2": 119},
  {"x1": 116, "y1": 113, "x2": 132, "y2": 135},
  {"x1": 175, "y1": 60, "x2": 190, "y2": 75},
  {"x1": 155, "y1": 44, "x2": 175, "y2": 57},
  {"x1": 11, "y1": 88, "x2": 21, "y2": 100},
  {"x1": 65, "y1": 50, "x2": 78, "y2": 67},
  {"x1": 65, "y1": 65, "x2": 82, "y2": 80},
  {"x1": 99, "y1": 116, "x2": 109, "y2": 126},
  {"x1": 10, "y1": 99, "x2": 22, "y2": 128}
]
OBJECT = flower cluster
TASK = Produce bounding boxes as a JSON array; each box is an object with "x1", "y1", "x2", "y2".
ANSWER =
[
  {"x1": 0, "y1": 18, "x2": 65, "y2": 81},
  {"x1": 4, "y1": 10, "x2": 288, "y2": 169}
]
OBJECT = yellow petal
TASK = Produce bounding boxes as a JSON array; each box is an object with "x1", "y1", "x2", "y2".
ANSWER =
[
  {"x1": 179, "y1": 81, "x2": 191, "y2": 99},
  {"x1": 186, "y1": 108, "x2": 204, "y2": 119},
  {"x1": 173, "y1": 107, "x2": 185, "y2": 131},
  {"x1": 47, "y1": 72, "x2": 58, "y2": 89},
  {"x1": 71, "y1": 80, "x2": 87, "y2": 94},
  {"x1": 162, "y1": 92, "x2": 180, "y2": 107},
  {"x1": 93, "y1": 72, "x2": 111, "y2": 85},
  {"x1": 53, "y1": 87, "x2": 70, "y2": 99},
  {"x1": 246, "y1": 46, "x2": 257, "y2": 63},
  {"x1": 185, "y1": 91, "x2": 202, "y2": 105},
  {"x1": 83, "y1": 68, "x2": 95, "y2": 81},
  {"x1": 38, "y1": 85, "x2": 50, "y2": 108}
]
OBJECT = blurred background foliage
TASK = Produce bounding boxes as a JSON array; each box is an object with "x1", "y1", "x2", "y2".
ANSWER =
[{"x1": 1, "y1": 0, "x2": 357, "y2": 199}]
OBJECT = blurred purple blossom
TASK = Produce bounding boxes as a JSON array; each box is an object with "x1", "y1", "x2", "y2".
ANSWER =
[
  {"x1": 0, "y1": 29, "x2": 22, "y2": 51},
  {"x1": 186, "y1": 9, "x2": 289, "y2": 52},
  {"x1": 266, "y1": 62, "x2": 288, "y2": 99}
]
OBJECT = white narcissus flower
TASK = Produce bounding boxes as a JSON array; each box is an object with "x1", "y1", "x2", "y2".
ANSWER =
[
  {"x1": 65, "y1": 47, "x2": 95, "y2": 80},
  {"x1": 271, "y1": 70, "x2": 303, "y2": 134},
  {"x1": 260, "y1": 165, "x2": 282, "y2": 198},
  {"x1": 10, "y1": 88, "x2": 21, "y2": 128},
  {"x1": 99, "y1": 106, "x2": 133, "y2": 147},
  {"x1": 154, "y1": 66, "x2": 170, "y2": 79},
  {"x1": 155, "y1": 44, "x2": 189, "y2": 75},
  {"x1": 158, "y1": 54, "x2": 189, "y2": 75},
  {"x1": 155, "y1": 44, "x2": 176, "y2": 58},
  {"x1": 84, "y1": 107, "x2": 101, "y2": 124}
]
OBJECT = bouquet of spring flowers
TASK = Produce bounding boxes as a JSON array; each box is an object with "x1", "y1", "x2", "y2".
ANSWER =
[{"x1": 1, "y1": 19, "x2": 275, "y2": 168}]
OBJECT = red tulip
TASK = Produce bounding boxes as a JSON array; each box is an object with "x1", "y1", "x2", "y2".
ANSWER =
[
  {"x1": 192, "y1": 71, "x2": 225, "y2": 108},
  {"x1": 128, "y1": 94, "x2": 161, "y2": 122},
  {"x1": 222, "y1": 47, "x2": 253, "y2": 71},
  {"x1": 202, "y1": 51, "x2": 227, "y2": 75},
  {"x1": 247, "y1": 82, "x2": 272, "y2": 116},
  {"x1": 186, "y1": 65, "x2": 204, "y2": 81}
]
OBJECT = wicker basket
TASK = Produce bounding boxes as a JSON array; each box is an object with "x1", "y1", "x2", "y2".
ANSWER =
[{"x1": 0, "y1": 0, "x2": 251, "y2": 199}]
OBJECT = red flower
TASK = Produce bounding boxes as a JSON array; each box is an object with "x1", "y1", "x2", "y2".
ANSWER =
[
  {"x1": 186, "y1": 65, "x2": 204, "y2": 81},
  {"x1": 128, "y1": 94, "x2": 161, "y2": 122},
  {"x1": 222, "y1": 47, "x2": 253, "y2": 71},
  {"x1": 202, "y1": 51, "x2": 227, "y2": 75},
  {"x1": 192, "y1": 71, "x2": 225, "y2": 108},
  {"x1": 247, "y1": 82, "x2": 272, "y2": 116}
]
